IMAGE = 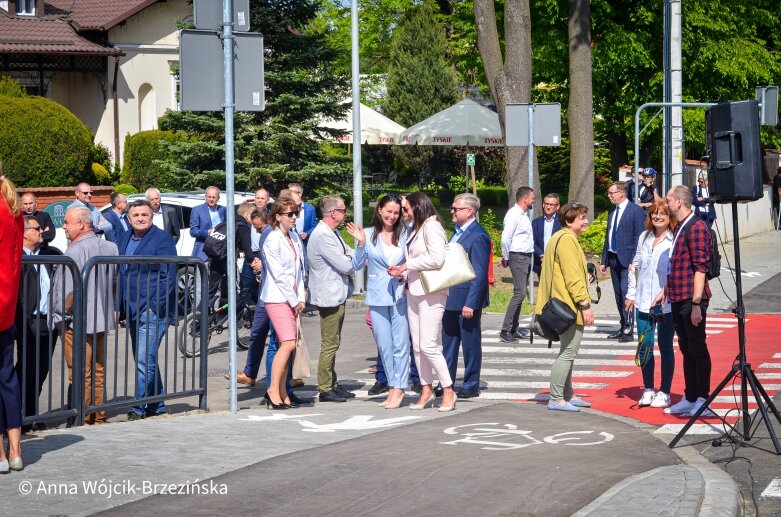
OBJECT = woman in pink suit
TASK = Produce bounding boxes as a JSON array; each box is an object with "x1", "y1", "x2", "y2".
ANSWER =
[{"x1": 389, "y1": 192, "x2": 456, "y2": 412}]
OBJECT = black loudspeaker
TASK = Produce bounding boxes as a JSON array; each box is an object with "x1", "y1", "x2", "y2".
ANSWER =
[{"x1": 705, "y1": 100, "x2": 764, "y2": 203}]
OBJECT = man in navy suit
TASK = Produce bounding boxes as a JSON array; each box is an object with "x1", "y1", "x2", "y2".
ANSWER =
[
  {"x1": 600, "y1": 181, "x2": 645, "y2": 341},
  {"x1": 117, "y1": 200, "x2": 177, "y2": 420},
  {"x1": 441, "y1": 193, "x2": 490, "y2": 398},
  {"x1": 104, "y1": 192, "x2": 128, "y2": 244},
  {"x1": 531, "y1": 193, "x2": 562, "y2": 276},
  {"x1": 189, "y1": 186, "x2": 226, "y2": 308}
]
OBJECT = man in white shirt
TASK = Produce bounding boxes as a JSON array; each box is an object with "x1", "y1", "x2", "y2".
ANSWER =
[{"x1": 499, "y1": 186, "x2": 536, "y2": 342}]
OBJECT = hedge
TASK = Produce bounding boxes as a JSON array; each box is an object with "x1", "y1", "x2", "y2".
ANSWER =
[
  {"x1": 0, "y1": 95, "x2": 93, "y2": 187},
  {"x1": 122, "y1": 130, "x2": 186, "y2": 190}
]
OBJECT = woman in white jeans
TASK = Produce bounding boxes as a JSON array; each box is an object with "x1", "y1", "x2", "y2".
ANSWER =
[{"x1": 389, "y1": 192, "x2": 456, "y2": 412}]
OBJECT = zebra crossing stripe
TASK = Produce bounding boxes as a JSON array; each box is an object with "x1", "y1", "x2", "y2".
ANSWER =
[
  {"x1": 760, "y1": 479, "x2": 781, "y2": 498},
  {"x1": 482, "y1": 346, "x2": 644, "y2": 356},
  {"x1": 726, "y1": 383, "x2": 781, "y2": 390},
  {"x1": 479, "y1": 357, "x2": 636, "y2": 366},
  {"x1": 654, "y1": 424, "x2": 723, "y2": 435},
  {"x1": 774, "y1": 353, "x2": 781, "y2": 359},
  {"x1": 758, "y1": 363, "x2": 781, "y2": 369}
]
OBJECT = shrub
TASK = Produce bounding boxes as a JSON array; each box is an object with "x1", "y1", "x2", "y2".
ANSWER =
[
  {"x1": 122, "y1": 130, "x2": 185, "y2": 190},
  {"x1": 114, "y1": 184, "x2": 138, "y2": 195},
  {"x1": 0, "y1": 76, "x2": 26, "y2": 97},
  {"x1": 579, "y1": 210, "x2": 607, "y2": 256},
  {"x1": 0, "y1": 95, "x2": 93, "y2": 186},
  {"x1": 91, "y1": 163, "x2": 111, "y2": 184},
  {"x1": 479, "y1": 208, "x2": 503, "y2": 253},
  {"x1": 476, "y1": 186, "x2": 508, "y2": 206}
]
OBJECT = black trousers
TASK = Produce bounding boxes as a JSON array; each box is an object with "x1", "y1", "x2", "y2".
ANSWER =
[
  {"x1": 671, "y1": 299, "x2": 710, "y2": 402},
  {"x1": 15, "y1": 317, "x2": 59, "y2": 419}
]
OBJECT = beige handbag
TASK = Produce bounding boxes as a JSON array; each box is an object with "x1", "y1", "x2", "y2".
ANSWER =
[
  {"x1": 418, "y1": 225, "x2": 476, "y2": 294},
  {"x1": 292, "y1": 316, "x2": 311, "y2": 379}
]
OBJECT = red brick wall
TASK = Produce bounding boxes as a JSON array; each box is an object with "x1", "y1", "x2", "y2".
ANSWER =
[{"x1": 17, "y1": 186, "x2": 114, "y2": 210}]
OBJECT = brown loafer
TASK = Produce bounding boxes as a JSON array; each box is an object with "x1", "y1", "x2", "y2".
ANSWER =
[
  {"x1": 224, "y1": 371, "x2": 256, "y2": 386},
  {"x1": 291, "y1": 379, "x2": 305, "y2": 388}
]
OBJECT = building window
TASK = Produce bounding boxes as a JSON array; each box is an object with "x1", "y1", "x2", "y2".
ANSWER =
[
  {"x1": 15, "y1": 0, "x2": 35, "y2": 15},
  {"x1": 138, "y1": 83, "x2": 156, "y2": 131}
]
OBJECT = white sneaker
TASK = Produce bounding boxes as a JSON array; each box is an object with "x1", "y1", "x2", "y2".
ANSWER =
[
  {"x1": 688, "y1": 397, "x2": 717, "y2": 417},
  {"x1": 664, "y1": 398, "x2": 696, "y2": 414},
  {"x1": 638, "y1": 389, "x2": 656, "y2": 407},
  {"x1": 650, "y1": 391, "x2": 671, "y2": 408}
]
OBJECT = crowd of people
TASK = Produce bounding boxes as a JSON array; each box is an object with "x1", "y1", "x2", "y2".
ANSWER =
[{"x1": 0, "y1": 160, "x2": 722, "y2": 474}]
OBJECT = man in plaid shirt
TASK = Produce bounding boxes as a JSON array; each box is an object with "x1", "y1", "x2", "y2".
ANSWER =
[{"x1": 658, "y1": 185, "x2": 714, "y2": 417}]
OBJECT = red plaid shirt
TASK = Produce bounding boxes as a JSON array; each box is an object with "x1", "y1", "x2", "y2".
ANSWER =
[{"x1": 667, "y1": 213, "x2": 712, "y2": 303}]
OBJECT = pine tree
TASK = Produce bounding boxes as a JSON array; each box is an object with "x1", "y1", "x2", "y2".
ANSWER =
[{"x1": 156, "y1": 0, "x2": 350, "y2": 194}]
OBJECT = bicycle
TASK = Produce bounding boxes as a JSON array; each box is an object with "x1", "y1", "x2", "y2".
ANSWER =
[{"x1": 177, "y1": 299, "x2": 254, "y2": 358}]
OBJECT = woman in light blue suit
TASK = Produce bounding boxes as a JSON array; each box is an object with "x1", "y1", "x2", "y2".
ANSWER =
[{"x1": 365, "y1": 195, "x2": 409, "y2": 409}]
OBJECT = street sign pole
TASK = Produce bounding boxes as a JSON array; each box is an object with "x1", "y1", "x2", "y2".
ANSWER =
[
  {"x1": 223, "y1": 0, "x2": 238, "y2": 413},
  {"x1": 351, "y1": 0, "x2": 364, "y2": 292},
  {"x1": 527, "y1": 105, "x2": 535, "y2": 307}
]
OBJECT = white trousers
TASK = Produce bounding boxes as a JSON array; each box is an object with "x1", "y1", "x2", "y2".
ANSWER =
[{"x1": 406, "y1": 292, "x2": 451, "y2": 388}]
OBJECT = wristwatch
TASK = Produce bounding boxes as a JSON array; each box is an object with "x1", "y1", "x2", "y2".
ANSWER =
[{"x1": 579, "y1": 302, "x2": 591, "y2": 311}]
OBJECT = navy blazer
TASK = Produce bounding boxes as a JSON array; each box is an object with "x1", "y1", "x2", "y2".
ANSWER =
[
  {"x1": 189, "y1": 203, "x2": 226, "y2": 261},
  {"x1": 445, "y1": 221, "x2": 490, "y2": 312},
  {"x1": 117, "y1": 226, "x2": 178, "y2": 321},
  {"x1": 532, "y1": 214, "x2": 561, "y2": 274},
  {"x1": 299, "y1": 202, "x2": 317, "y2": 242},
  {"x1": 692, "y1": 185, "x2": 717, "y2": 222},
  {"x1": 601, "y1": 201, "x2": 646, "y2": 268},
  {"x1": 103, "y1": 209, "x2": 127, "y2": 244}
]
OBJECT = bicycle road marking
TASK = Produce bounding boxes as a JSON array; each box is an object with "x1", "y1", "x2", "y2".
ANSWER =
[{"x1": 440, "y1": 422, "x2": 614, "y2": 450}]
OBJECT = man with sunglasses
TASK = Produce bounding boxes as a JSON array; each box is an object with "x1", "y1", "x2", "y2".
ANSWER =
[
  {"x1": 307, "y1": 195, "x2": 366, "y2": 402},
  {"x1": 67, "y1": 182, "x2": 113, "y2": 237},
  {"x1": 14, "y1": 216, "x2": 61, "y2": 432}
]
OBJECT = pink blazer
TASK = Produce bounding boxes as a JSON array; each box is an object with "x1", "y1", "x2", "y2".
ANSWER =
[{"x1": 405, "y1": 216, "x2": 447, "y2": 297}]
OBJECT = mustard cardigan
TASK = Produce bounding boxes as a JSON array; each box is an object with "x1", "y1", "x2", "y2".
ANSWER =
[{"x1": 534, "y1": 228, "x2": 590, "y2": 326}]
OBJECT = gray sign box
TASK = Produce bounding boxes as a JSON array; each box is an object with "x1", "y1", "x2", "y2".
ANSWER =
[
  {"x1": 505, "y1": 103, "x2": 562, "y2": 146},
  {"x1": 194, "y1": 0, "x2": 250, "y2": 32},
  {"x1": 179, "y1": 29, "x2": 264, "y2": 112}
]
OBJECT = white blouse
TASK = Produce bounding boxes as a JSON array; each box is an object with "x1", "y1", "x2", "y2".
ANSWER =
[{"x1": 626, "y1": 230, "x2": 673, "y2": 313}]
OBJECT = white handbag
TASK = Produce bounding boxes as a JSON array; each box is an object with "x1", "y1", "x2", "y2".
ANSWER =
[{"x1": 418, "y1": 226, "x2": 476, "y2": 294}]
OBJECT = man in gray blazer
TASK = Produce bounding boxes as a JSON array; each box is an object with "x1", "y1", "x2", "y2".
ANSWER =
[
  {"x1": 307, "y1": 195, "x2": 367, "y2": 402},
  {"x1": 51, "y1": 207, "x2": 118, "y2": 425}
]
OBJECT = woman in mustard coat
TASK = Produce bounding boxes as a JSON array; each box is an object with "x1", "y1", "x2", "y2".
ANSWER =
[{"x1": 535, "y1": 203, "x2": 595, "y2": 412}]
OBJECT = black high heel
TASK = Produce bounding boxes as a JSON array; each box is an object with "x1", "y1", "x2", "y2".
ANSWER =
[{"x1": 264, "y1": 392, "x2": 288, "y2": 410}]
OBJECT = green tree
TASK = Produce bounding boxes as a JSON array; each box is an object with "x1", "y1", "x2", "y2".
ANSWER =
[
  {"x1": 156, "y1": 0, "x2": 351, "y2": 193},
  {"x1": 384, "y1": 1, "x2": 459, "y2": 183}
]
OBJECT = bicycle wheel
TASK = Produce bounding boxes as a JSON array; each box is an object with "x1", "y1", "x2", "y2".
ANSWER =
[
  {"x1": 177, "y1": 311, "x2": 210, "y2": 358},
  {"x1": 236, "y1": 307, "x2": 253, "y2": 350}
]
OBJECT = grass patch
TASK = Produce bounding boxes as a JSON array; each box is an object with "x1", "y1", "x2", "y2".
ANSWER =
[{"x1": 486, "y1": 259, "x2": 535, "y2": 315}]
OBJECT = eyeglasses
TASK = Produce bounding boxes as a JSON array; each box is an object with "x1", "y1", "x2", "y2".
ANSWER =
[
  {"x1": 331, "y1": 208, "x2": 347, "y2": 214},
  {"x1": 79, "y1": 191, "x2": 93, "y2": 195},
  {"x1": 25, "y1": 226, "x2": 42, "y2": 232},
  {"x1": 450, "y1": 206, "x2": 472, "y2": 212},
  {"x1": 606, "y1": 190, "x2": 619, "y2": 196},
  {"x1": 543, "y1": 203, "x2": 559, "y2": 208},
  {"x1": 280, "y1": 211, "x2": 298, "y2": 218}
]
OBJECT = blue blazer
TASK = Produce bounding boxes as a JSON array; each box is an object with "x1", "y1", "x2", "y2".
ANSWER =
[
  {"x1": 532, "y1": 214, "x2": 561, "y2": 274},
  {"x1": 445, "y1": 221, "x2": 490, "y2": 312},
  {"x1": 117, "y1": 226, "x2": 178, "y2": 321},
  {"x1": 692, "y1": 185, "x2": 717, "y2": 222},
  {"x1": 189, "y1": 203, "x2": 226, "y2": 261},
  {"x1": 300, "y1": 202, "x2": 317, "y2": 242},
  {"x1": 601, "y1": 201, "x2": 646, "y2": 268},
  {"x1": 364, "y1": 228, "x2": 406, "y2": 306},
  {"x1": 103, "y1": 209, "x2": 126, "y2": 244}
]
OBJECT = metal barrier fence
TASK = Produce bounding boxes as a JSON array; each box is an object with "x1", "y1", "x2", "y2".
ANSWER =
[{"x1": 16, "y1": 255, "x2": 209, "y2": 428}]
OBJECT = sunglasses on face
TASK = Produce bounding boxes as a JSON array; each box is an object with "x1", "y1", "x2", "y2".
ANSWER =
[
  {"x1": 331, "y1": 208, "x2": 347, "y2": 214},
  {"x1": 450, "y1": 206, "x2": 471, "y2": 212},
  {"x1": 79, "y1": 191, "x2": 93, "y2": 195},
  {"x1": 280, "y1": 211, "x2": 298, "y2": 218},
  {"x1": 25, "y1": 226, "x2": 42, "y2": 232}
]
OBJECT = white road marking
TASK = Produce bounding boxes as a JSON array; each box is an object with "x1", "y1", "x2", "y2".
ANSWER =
[
  {"x1": 774, "y1": 353, "x2": 781, "y2": 359},
  {"x1": 482, "y1": 346, "x2": 637, "y2": 356},
  {"x1": 726, "y1": 383, "x2": 781, "y2": 390},
  {"x1": 760, "y1": 479, "x2": 781, "y2": 498},
  {"x1": 479, "y1": 358, "x2": 637, "y2": 367},
  {"x1": 298, "y1": 415, "x2": 422, "y2": 432},
  {"x1": 758, "y1": 363, "x2": 781, "y2": 369},
  {"x1": 654, "y1": 424, "x2": 724, "y2": 435}
]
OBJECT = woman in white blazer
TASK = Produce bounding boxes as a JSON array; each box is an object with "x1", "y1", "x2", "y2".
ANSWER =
[
  {"x1": 365, "y1": 195, "x2": 409, "y2": 409},
  {"x1": 389, "y1": 192, "x2": 456, "y2": 412},
  {"x1": 625, "y1": 199, "x2": 676, "y2": 409},
  {"x1": 261, "y1": 196, "x2": 306, "y2": 409}
]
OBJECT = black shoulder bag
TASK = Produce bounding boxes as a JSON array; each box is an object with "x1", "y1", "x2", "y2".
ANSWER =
[{"x1": 532, "y1": 234, "x2": 578, "y2": 343}]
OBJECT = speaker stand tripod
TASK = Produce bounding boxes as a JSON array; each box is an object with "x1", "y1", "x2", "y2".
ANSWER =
[{"x1": 669, "y1": 202, "x2": 781, "y2": 454}]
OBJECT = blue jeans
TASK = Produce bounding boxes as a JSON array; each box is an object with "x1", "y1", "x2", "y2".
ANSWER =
[
  {"x1": 637, "y1": 310, "x2": 675, "y2": 394},
  {"x1": 370, "y1": 304, "x2": 411, "y2": 389},
  {"x1": 129, "y1": 310, "x2": 172, "y2": 416},
  {"x1": 244, "y1": 302, "x2": 272, "y2": 379}
]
